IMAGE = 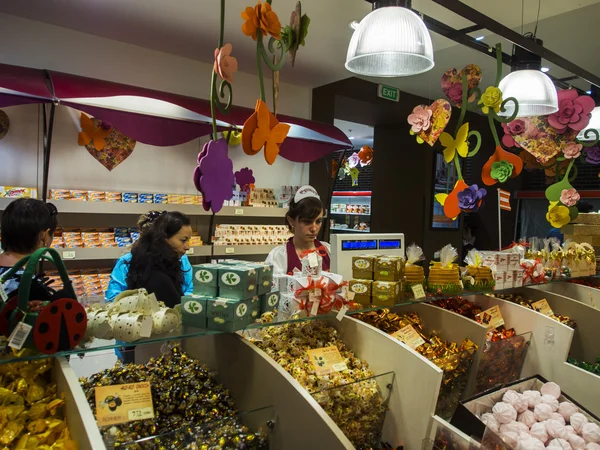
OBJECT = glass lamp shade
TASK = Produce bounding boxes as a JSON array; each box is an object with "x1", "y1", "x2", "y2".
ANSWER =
[
  {"x1": 345, "y1": 6, "x2": 434, "y2": 77},
  {"x1": 577, "y1": 106, "x2": 600, "y2": 141},
  {"x1": 498, "y1": 70, "x2": 559, "y2": 117}
]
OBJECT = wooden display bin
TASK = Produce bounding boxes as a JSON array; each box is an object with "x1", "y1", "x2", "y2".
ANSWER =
[{"x1": 532, "y1": 280, "x2": 600, "y2": 310}]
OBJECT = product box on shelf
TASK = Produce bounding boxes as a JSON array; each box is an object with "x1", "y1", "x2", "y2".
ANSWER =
[
  {"x1": 260, "y1": 291, "x2": 280, "y2": 314},
  {"x1": 192, "y1": 263, "x2": 221, "y2": 297},
  {"x1": 181, "y1": 294, "x2": 208, "y2": 328},
  {"x1": 348, "y1": 279, "x2": 372, "y2": 306},
  {"x1": 275, "y1": 274, "x2": 311, "y2": 298},
  {"x1": 0, "y1": 186, "x2": 38, "y2": 198},
  {"x1": 374, "y1": 256, "x2": 405, "y2": 282},
  {"x1": 352, "y1": 255, "x2": 375, "y2": 280},
  {"x1": 243, "y1": 263, "x2": 274, "y2": 295},
  {"x1": 247, "y1": 295, "x2": 261, "y2": 321},
  {"x1": 372, "y1": 280, "x2": 401, "y2": 307},
  {"x1": 218, "y1": 265, "x2": 258, "y2": 300},
  {"x1": 206, "y1": 297, "x2": 253, "y2": 332}
]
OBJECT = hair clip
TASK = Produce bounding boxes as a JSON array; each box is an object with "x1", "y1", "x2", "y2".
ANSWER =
[{"x1": 46, "y1": 202, "x2": 58, "y2": 216}]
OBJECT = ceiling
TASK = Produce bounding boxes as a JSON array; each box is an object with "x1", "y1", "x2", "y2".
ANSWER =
[{"x1": 1, "y1": 0, "x2": 599, "y2": 101}]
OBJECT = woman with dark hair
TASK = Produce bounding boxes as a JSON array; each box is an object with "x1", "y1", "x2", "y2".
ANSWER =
[
  {"x1": 266, "y1": 185, "x2": 330, "y2": 275},
  {"x1": 106, "y1": 211, "x2": 193, "y2": 307},
  {"x1": 0, "y1": 198, "x2": 58, "y2": 298}
]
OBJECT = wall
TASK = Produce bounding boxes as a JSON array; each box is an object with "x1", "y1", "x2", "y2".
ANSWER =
[{"x1": 0, "y1": 13, "x2": 311, "y2": 193}]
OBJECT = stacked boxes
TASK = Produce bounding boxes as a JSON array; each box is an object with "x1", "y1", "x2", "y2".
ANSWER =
[
  {"x1": 213, "y1": 224, "x2": 292, "y2": 246},
  {"x1": 349, "y1": 255, "x2": 405, "y2": 307},
  {"x1": 480, "y1": 251, "x2": 523, "y2": 290},
  {"x1": 49, "y1": 188, "x2": 203, "y2": 205},
  {"x1": 182, "y1": 260, "x2": 278, "y2": 332}
]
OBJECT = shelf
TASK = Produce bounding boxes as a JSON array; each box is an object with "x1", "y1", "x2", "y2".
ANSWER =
[
  {"x1": 216, "y1": 206, "x2": 287, "y2": 218},
  {"x1": 329, "y1": 212, "x2": 371, "y2": 216},
  {"x1": 332, "y1": 191, "x2": 372, "y2": 197},
  {"x1": 212, "y1": 244, "x2": 279, "y2": 256},
  {"x1": 330, "y1": 227, "x2": 371, "y2": 233},
  {"x1": 57, "y1": 246, "x2": 210, "y2": 261}
]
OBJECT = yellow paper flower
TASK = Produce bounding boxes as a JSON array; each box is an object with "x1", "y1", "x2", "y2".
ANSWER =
[
  {"x1": 478, "y1": 86, "x2": 503, "y2": 114},
  {"x1": 546, "y1": 204, "x2": 571, "y2": 228},
  {"x1": 439, "y1": 122, "x2": 469, "y2": 163}
]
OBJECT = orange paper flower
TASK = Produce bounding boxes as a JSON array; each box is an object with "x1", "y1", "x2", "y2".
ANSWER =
[
  {"x1": 441, "y1": 179, "x2": 468, "y2": 220},
  {"x1": 214, "y1": 43, "x2": 238, "y2": 84},
  {"x1": 242, "y1": 100, "x2": 290, "y2": 165},
  {"x1": 358, "y1": 145, "x2": 374, "y2": 166},
  {"x1": 241, "y1": 2, "x2": 281, "y2": 41},
  {"x1": 78, "y1": 113, "x2": 110, "y2": 151},
  {"x1": 481, "y1": 146, "x2": 523, "y2": 186}
]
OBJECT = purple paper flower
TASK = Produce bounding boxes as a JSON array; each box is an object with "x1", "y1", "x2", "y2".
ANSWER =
[
  {"x1": 347, "y1": 152, "x2": 360, "y2": 169},
  {"x1": 585, "y1": 147, "x2": 600, "y2": 165},
  {"x1": 235, "y1": 167, "x2": 255, "y2": 189},
  {"x1": 457, "y1": 184, "x2": 487, "y2": 212},
  {"x1": 548, "y1": 89, "x2": 595, "y2": 133},
  {"x1": 194, "y1": 139, "x2": 234, "y2": 213}
]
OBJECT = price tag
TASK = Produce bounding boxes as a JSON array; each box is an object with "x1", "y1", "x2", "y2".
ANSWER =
[
  {"x1": 476, "y1": 305, "x2": 505, "y2": 329},
  {"x1": 186, "y1": 248, "x2": 194, "y2": 255},
  {"x1": 139, "y1": 316, "x2": 153, "y2": 338},
  {"x1": 391, "y1": 324, "x2": 425, "y2": 350},
  {"x1": 62, "y1": 250, "x2": 76, "y2": 260},
  {"x1": 336, "y1": 305, "x2": 349, "y2": 321},
  {"x1": 234, "y1": 208, "x2": 244, "y2": 215},
  {"x1": 310, "y1": 300, "x2": 320, "y2": 316},
  {"x1": 347, "y1": 291, "x2": 356, "y2": 301},
  {"x1": 0, "y1": 285, "x2": 8, "y2": 303},
  {"x1": 95, "y1": 381, "x2": 155, "y2": 427},
  {"x1": 8, "y1": 322, "x2": 32, "y2": 350},
  {"x1": 307, "y1": 346, "x2": 348, "y2": 376},
  {"x1": 532, "y1": 299, "x2": 554, "y2": 317},
  {"x1": 308, "y1": 252, "x2": 318, "y2": 268},
  {"x1": 225, "y1": 247, "x2": 235, "y2": 254},
  {"x1": 411, "y1": 284, "x2": 426, "y2": 300}
]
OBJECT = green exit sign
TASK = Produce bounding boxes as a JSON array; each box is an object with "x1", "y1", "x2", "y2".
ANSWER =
[{"x1": 377, "y1": 84, "x2": 399, "y2": 102}]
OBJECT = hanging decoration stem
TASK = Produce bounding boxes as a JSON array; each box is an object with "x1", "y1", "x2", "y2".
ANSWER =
[
  {"x1": 453, "y1": 155, "x2": 463, "y2": 180},
  {"x1": 210, "y1": 0, "x2": 227, "y2": 140},
  {"x1": 256, "y1": 31, "x2": 266, "y2": 102},
  {"x1": 494, "y1": 43, "x2": 503, "y2": 87},
  {"x1": 488, "y1": 114, "x2": 501, "y2": 147},
  {"x1": 454, "y1": 75, "x2": 469, "y2": 136}
]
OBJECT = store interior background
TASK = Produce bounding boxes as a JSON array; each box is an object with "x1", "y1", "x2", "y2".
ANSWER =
[{"x1": 1, "y1": 1, "x2": 600, "y2": 261}]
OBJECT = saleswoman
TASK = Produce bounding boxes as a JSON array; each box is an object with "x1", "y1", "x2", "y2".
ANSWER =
[
  {"x1": 266, "y1": 185, "x2": 330, "y2": 275},
  {"x1": 106, "y1": 211, "x2": 193, "y2": 307}
]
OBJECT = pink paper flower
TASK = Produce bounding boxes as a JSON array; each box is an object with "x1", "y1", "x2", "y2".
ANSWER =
[
  {"x1": 407, "y1": 106, "x2": 433, "y2": 133},
  {"x1": 560, "y1": 188, "x2": 580, "y2": 207},
  {"x1": 347, "y1": 152, "x2": 360, "y2": 169},
  {"x1": 447, "y1": 83, "x2": 463, "y2": 106},
  {"x1": 563, "y1": 142, "x2": 583, "y2": 159},
  {"x1": 548, "y1": 89, "x2": 595, "y2": 133},
  {"x1": 214, "y1": 43, "x2": 238, "y2": 84},
  {"x1": 501, "y1": 120, "x2": 527, "y2": 148}
]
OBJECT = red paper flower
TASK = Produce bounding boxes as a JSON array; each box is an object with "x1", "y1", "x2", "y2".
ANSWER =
[
  {"x1": 358, "y1": 145, "x2": 373, "y2": 166},
  {"x1": 548, "y1": 89, "x2": 595, "y2": 133}
]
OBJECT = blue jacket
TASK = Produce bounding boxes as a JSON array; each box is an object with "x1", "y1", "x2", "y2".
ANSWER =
[{"x1": 105, "y1": 253, "x2": 193, "y2": 301}]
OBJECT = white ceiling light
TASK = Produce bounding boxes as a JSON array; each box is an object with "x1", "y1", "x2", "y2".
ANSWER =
[
  {"x1": 498, "y1": 38, "x2": 558, "y2": 117},
  {"x1": 345, "y1": 0, "x2": 434, "y2": 77},
  {"x1": 577, "y1": 106, "x2": 600, "y2": 141},
  {"x1": 541, "y1": 67, "x2": 550, "y2": 73}
]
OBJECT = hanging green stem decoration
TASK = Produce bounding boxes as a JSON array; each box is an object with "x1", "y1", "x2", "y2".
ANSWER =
[{"x1": 576, "y1": 128, "x2": 600, "y2": 147}]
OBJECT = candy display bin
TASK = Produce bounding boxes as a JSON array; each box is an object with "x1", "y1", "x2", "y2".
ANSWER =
[
  {"x1": 531, "y1": 279, "x2": 600, "y2": 310},
  {"x1": 426, "y1": 415, "x2": 479, "y2": 450}
]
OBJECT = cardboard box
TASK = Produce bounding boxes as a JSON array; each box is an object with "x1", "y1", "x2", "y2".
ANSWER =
[
  {"x1": 180, "y1": 295, "x2": 208, "y2": 329},
  {"x1": 192, "y1": 264, "x2": 221, "y2": 297},
  {"x1": 352, "y1": 255, "x2": 375, "y2": 280},
  {"x1": 374, "y1": 256, "x2": 404, "y2": 282},
  {"x1": 206, "y1": 298, "x2": 252, "y2": 332},
  {"x1": 348, "y1": 279, "x2": 372, "y2": 306},
  {"x1": 260, "y1": 291, "x2": 280, "y2": 314},
  {"x1": 372, "y1": 281, "x2": 401, "y2": 307},
  {"x1": 244, "y1": 263, "x2": 274, "y2": 295},
  {"x1": 247, "y1": 296, "x2": 261, "y2": 323},
  {"x1": 218, "y1": 266, "x2": 258, "y2": 300},
  {"x1": 275, "y1": 274, "x2": 310, "y2": 298}
]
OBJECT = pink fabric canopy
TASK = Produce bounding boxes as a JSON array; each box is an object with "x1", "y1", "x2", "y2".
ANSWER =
[{"x1": 0, "y1": 63, "x2": 351, "y2": 161}]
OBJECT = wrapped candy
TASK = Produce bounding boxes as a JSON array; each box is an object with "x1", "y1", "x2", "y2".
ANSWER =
[
  {"x1": 541, "y1": 381, "x2": 562, "y2": 399},
  {"x1": 530, "y1": 422, "x2": 549, "y2": 443},
  {"x1": 523, "y1": 390, "x2": 543, "y2": 408},
  {"x1": 481, "y1": 412, "x2": 500, "y2": 432},
  {"x1": 493, "y1": 402, "x2": 517, "y2": 424},
  {"x1": 583, "y1": 423, "x2": 600, "y2": 444},
  {"x1": 571, "y1": 413, "x2": 590, "y2": 434},
  {"x1": 559, "y1": 402, "x2": 579, "y2": 421},
  {"x1": 542, "y1": 394, "x2": 560, "y2": 411},
  {"x1": 534, "y1": 403, "x2": 554, "y2": 421},
  {"x1": 548, "y1": 438, "x2": 573, "y2": 450},
  {"x1": 518, "y1": 410, "x2": 537, "y2": 428}
]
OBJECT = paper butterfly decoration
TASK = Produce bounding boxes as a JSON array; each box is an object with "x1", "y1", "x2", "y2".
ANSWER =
[
  {"x1": 78, "y1": 113, "x2": 111, "y2": 151},
  {"x1": 242, "y1": 100, "x2": 290, "y2": 165}
]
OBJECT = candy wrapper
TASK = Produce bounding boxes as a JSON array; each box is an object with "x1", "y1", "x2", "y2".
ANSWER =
[
  {"x1": 568, "y1": 357, "x2": 600, "y2": 375},
  {"x1": 80, "y1": 346, "x2": 268, "y2": 448}
]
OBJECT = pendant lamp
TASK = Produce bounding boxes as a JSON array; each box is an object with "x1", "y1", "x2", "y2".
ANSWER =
[
  {"x1": 345, "y1": 0, "x2": 434, "y2": 77},
  {"x1": 577, "y1": 87, "x2": 600, "y2": 141},
  {"x1": 498, "y1": 37, "x2": 559, "y2": 117}
]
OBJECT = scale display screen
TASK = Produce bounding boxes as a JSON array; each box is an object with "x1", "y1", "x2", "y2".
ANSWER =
[
  {"x1": 341, "y1": 239, "x2": 378, "y2": 251},
  {"x1": 378, "y1": 239, "x2": 402, "y2": 250}
]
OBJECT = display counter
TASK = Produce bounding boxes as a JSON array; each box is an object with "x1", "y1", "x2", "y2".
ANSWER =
[{"x1": 532, "y1": 280, "x2": 600, "y2": 310}]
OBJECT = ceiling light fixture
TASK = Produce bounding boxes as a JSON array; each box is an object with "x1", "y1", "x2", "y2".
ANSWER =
[
  {"x1": 498, "y1": 36, "x2": 559, "y2": 117},
  {"x1": 345, "y1": 0, "x2": 434, "y2": 77},
  {"x1": 578, "y1": 86, "x2": 600, "y2": 141},
  {"x1": 475, "y1": 36, "x2": 485, "y2": 41},
  {"x1": 541, "y1": 67, "x2": 550, "y2": 73}
]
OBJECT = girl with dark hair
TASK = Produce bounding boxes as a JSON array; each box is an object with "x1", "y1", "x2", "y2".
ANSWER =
[
  {"x1": 106, "y1": 211, "x2": 193, "y2": 307},
  {"x1": 266, "y1": 185, "x2": 330, "y2": 275},
  {"x1": 0, "y1": 198, "x2": 58, "y2": 298}
]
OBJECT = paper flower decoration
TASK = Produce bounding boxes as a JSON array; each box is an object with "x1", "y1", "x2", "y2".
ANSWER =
[
  {"x1": 78, "y1": 113, "x2": 111, "y2": 151},
  {"x1": 560, "y1": 188, "x2": 580, "y2": 207},
  {"x1": 407, "y1": 106, "x2": 432, "y2": 133},
  {"x1": 478, "y1": 86, "x2": 503, "y2": 114},
  {"x1": 548, "y1": 89, "x2": 595, "y2": 133},
  {"x1": 193, "y1": 139, "x2": 234, "y2": 213},
  {"x1": 358, "y1": 145, "x2": 373, "y2": 166},
  {"x1": 214, "y1": 43, "x2": 238, "y2": 84},
  {"x1": 481, "y1": 146, "x2": 523, "y2": 186},
  {"x1": 235, "y1": 167, "x2": 255, "y2": 190},
  {"x1": 457, "y1": 184, "x2": 487, "y2": 212},
  {"x1": 347, "y1": 152, "x2": 360, "y2": 169},
  {"x1": 435, "y1": 179, "x2": 469, "y2": 219},
  {"x1": 223, "y1": 130, "x2": 242, "y2": 146},
  {"x1": 410, "y1": 100, "x2": 452, "y2": 146},
  {"x1": 440, "y1": 122, "x2": 469, "y2": 163},
  {"x1": 501, "y1": 120, "x2": 527, "y2": 148},
  {"x1": 349, "y1": 167, "x2": 359, "y2": 186},
  {"x1": 331, "y1": 159, "x2": 339, "y2": 179},
  {"x1": 563, "y1": 142, "x2": 583, "y2": 159},
  {"x1": 585, "y1": 147, "x2": 600, "y2": 165},
  {"x1": 81, "y1": 117, "x2": 137, "y2": 171},
  {"x1": 282, "y1": 2, "x2": 310, "y2": 66},
  {"x1": 546, "y1": 203, "x2": 571, "y2": 228},
  {"x1": 241, "y1": 2, "x2": 282, "y2": 41},
  {"x1": 440, "y1": 64, "x2": 481, "y2": 108},
  {"x1": 242, "y1": 99, "x2": 290, "y2": 165}
]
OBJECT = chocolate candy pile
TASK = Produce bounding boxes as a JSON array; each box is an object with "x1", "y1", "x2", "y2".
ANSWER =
[
  {"x1": 0, "y1": 358, "x2": 77, "y2": 449},
  {"x1": 80, "y1": 346, "x2": 267, "y2": 449},
  {"x1": 254, "y1": 321, "x2": 387, "y2": 449},
  {"x1": 493, "y1": 293, "x2": 577, "y2": 328},
  {"x1": 353, "y1": 309, "x2": 477, "y2": 420}
]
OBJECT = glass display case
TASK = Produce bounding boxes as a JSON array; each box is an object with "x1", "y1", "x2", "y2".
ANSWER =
[{"x1": 329, "y1": 191, "x2": 372, "y2": 233}]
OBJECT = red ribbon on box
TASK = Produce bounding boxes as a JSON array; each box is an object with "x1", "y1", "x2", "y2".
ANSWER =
[{"x1": 521, "y1": 259, "x2": 545, "y2": 285}]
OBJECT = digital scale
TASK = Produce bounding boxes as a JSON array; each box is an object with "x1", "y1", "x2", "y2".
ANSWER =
[{"x1": 330, "y1": 233, "x2": 405, "y2": 280}]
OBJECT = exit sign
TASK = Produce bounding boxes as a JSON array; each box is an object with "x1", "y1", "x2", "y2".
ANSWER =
[{"x1": 377, "y1": 84, "x2": 399, "y2": 102}]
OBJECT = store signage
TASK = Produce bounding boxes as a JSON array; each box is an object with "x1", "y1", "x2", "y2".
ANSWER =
[
  {"x1": 531, "y1": 299, "x2": 554, "y2": 317},
  {"x1": 95, "y1": 382, "x2": 155, "y2": 426},
  {"x1": 377, "y1": 84, "x2": 399, "y2": 102},
  {"x1": 476, "y1": 305, "x2": 505, "y2": 329},
  {"x1": 411, "y1": 284, "x2": 426, "y2": 300},
  {"x1": 307, "y1": 346, "x2": 348, "y2": 376},
  {"x1": 392, "y1": 325, "x2": 425, "y2": 350}
]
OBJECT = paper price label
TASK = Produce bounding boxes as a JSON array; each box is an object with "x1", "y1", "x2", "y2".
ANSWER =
[
  {"x1": 8, "y1": 322, "x2": 32, "y2": 350},
  {"x1": 225, "y1": 247, "x2": 235, "y2": 254},
  {"x1": 308, "y1": 253, "x2": 318, "y2": 268},
  {"x1": 391, "y1": 324, "x2": 425, "y2": 350},
  {"x1": 95, "y1": 382, "x2": 155, "y2": 427},
  {"x1": 532, "y1": 299, "x2": 554, "y2": 317},
  {"x1": 336, "y1": 305, "x2": 349, "y2": 321},
  {"x1": 234, "y1": 208, "x2": 244, "y2": 215},
  {"x1": 411, "y1": 284, "x2": 426, "y2": 300},
  {"x1": 62, "y1": 250, "x2": 76, "y2": 260},
  {"x1": 307, "y1": 346, "x2": 348, "y2": 376},
  {"x1": 0, "y1": 285, "x2": 8, "y2": 303},
  {"x1": 476, "y1": 305, "x2": 505, "y2": 329},
  {"x1": 310, "y1": 300, "x2": 320, "y2": 316},
  {"x1": 347, "y1": 291, "x2": 356, "y2": 301}
]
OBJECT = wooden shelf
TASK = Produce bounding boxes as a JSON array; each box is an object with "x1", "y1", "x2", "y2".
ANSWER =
[
  {"x1": 212, "y1": 244, "x2": 278, "y2": 256},
  {"x1": 216, "y1": 206, "x2": 287, "y2": 218},
  {"x1": 58, "y1": 246, "x2": 210, "y2": 261}
]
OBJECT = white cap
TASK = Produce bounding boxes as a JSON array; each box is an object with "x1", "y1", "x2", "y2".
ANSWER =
[{"x1": 294, "y1": 185, "x2": 320, "y2": 203}]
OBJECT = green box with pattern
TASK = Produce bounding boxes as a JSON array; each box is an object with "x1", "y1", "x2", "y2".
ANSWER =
[
  {"x1": 260, "y1": 290, "x2": 280, "y2": 314},
  {"x1": 246, "y1": 296, "x2": 261, "y2": 324},
  {"x1": 180, "y1": 295, "x2": 209, "y2": 329},
  {"x1": 192, "y1": 264, "x2": 222, "y2": 296},
  {"x1": 243, "y1": 263, "x2": 274, "y2": 295},
  {"x1": 218, "y1": 266, "x2": 258, "y2": 300},
  {"x1": 206, "y1": 298, "x2": 252, "y2": 332}
]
